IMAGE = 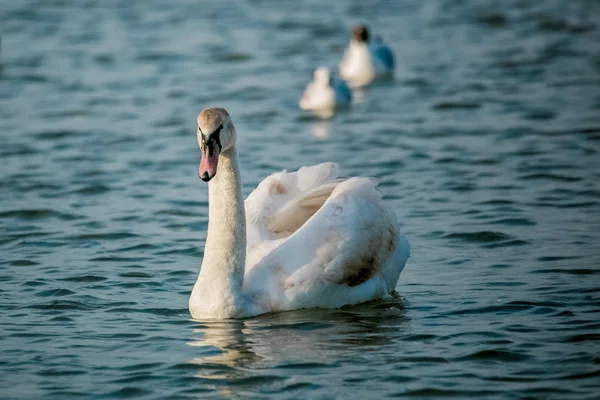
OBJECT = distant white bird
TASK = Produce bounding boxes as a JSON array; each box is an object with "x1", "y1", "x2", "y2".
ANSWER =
[
  {"x1": 339, "y1": 25, "x2": 395, "y2": 88},
  {"x1": 299, "y1": 67, "x2": 352, "y2": 112},
  {"x1": 189, "y1": 108, "x2": 410, "y2": 319}
]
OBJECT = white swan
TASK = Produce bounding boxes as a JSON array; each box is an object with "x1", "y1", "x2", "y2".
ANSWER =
[
  {"x1": 299, "y1": 67, "x2": 352, "y2": 112},
  {"x1": 189, "y1": 108, "x2": 410, "y2": 319},
  {"x1": 339, "y1": 25, "x2": 395, "y2": 88}
]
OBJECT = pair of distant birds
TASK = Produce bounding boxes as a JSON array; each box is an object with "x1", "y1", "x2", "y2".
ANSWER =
[{"x1": 299, "y1": 25, "x2": 395, "y2": 113}]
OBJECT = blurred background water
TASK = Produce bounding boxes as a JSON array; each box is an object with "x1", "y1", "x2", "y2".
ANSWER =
[{"x1": 1, "y1": 0, "x2": 600, "y2": 398}]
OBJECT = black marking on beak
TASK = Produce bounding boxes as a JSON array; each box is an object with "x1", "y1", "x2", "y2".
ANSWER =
[{"x1": 199, "y1": 124, "x2": 224, "y2": 156}]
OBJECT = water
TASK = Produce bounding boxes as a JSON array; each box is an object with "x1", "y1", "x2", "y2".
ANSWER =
[{"x1": 1, "y1": 0, "x2": 600, "y2": 398}]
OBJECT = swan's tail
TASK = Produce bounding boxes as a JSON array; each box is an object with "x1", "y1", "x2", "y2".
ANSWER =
[{"x1": 383, "y1": 234, "x2": 410, "y2": 292}]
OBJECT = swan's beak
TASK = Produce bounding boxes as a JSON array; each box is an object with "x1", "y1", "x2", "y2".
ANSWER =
[{"x1": 199, "y1": 145, "x2": 220, "y2": 182}]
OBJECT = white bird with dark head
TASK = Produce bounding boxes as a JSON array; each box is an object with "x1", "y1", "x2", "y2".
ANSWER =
[
  {"x1": 339, "y1": 25, "x2": 395, "y2": 88},
  {"x1": 190, "y1": 108, "x2": 410, "y2": 319}
]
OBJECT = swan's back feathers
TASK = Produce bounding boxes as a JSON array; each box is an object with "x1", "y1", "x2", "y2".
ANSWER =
[
  {"x1": 269, "y1": 182, "x2": 341, "y2": 234},
  {"x1": 310, "y1": 178, "x2": 400, "y2": 289},
  {"x1": 243, "y1": 175, "x2": 408, "y2": 312},
  {"x1": 245, "y1": 163, "x2": 345, "y2": 239}
]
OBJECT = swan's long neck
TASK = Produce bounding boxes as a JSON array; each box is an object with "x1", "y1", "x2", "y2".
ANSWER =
[{"x1": 192, "y1": 146, "x2": 246, "y2": 315}]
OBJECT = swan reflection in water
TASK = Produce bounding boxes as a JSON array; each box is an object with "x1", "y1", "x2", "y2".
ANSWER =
[{"x1": 186, "y1": 296, "x2": 407, "y2": 391}]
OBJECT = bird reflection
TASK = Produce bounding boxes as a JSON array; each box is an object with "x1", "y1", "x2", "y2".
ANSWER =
[
  {"x1": 311, "y1": 119, "x2": 332, "y2": 138},
  {"x1": 351, "y1": 87, "x2": 367, "y2": 104},
  {"x1": 187, "y1": 319, "x2": 261, "y2": 368},
  {"x1": 309, "y1": 108, "x2": 335, "y2": 120},
  {"x1": 186, "y1": 296, "x2": 408, "y2": 374}
]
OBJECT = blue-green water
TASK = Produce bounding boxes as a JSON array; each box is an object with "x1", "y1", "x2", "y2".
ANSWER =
[{"x1": 1, "y1": 0, "x2": 600, "y2": 398}]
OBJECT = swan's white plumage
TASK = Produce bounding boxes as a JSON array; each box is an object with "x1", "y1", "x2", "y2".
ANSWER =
[
  {"x1": 189, "y1": 109, "x2": 410, "y2": 319},
  {"x1": 243, "y1": 164, "x2": 409, "y2": 315}
]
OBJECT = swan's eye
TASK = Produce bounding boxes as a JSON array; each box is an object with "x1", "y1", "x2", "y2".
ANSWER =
[
  {"x1": 213, "y1": 124, "x2": 223, "y2": 135},
  {"x1": 198, "y1": 124, "x2": 223, "y2": 155},
  {"x1": 203, "y1": 124, "x2": 224, "y2": 156}
]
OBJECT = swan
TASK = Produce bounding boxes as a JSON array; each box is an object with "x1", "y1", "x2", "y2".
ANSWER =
[
  {"x1": 339, "y1": 25, "x2": 395, "y2": 88},
  {"x1": 299, "y1": 67, "x2": 352, "y2": 112},
  {"x1": 189, "y1": 108, "x2": 410, "y2": 319}
]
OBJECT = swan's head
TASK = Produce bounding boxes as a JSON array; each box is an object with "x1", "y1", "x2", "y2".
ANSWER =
[
  {"x1": 197, "y1": 107, "x2": 236, "y2": 182},
  {"x1": 352, "y1": 25, "x2": 369, "y2": 43},
  {"x1": 314, "y1": 67, "x2": 331, "y2": 85}
]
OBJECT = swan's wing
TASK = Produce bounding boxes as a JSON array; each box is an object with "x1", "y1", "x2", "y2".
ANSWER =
[
  {"x1": 245, "y1": 162, "x2": 345, "y2": 245},
  {"x1": 244, "y1": 177, "x2": 407, "y2": 300}
]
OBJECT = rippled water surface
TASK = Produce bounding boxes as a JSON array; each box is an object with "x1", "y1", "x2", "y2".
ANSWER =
[{"x1": 2, "y1": 0, "x2": 600, "y2": 398}]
